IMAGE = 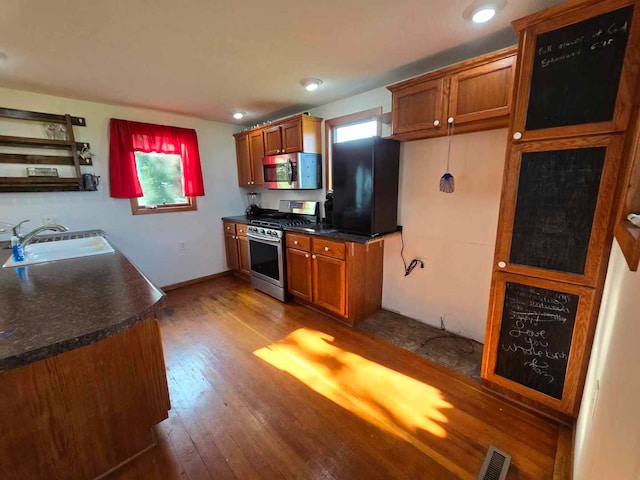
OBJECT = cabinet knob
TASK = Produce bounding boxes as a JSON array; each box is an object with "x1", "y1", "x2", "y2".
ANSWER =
[
  {"x1": 513, "y1": 132, "x2": 522, "y2": 140},
  {"x1": 433, "y1": 120, "x2": 440, "y2": 127},
  {"x1": 294, "y1": 240, "x2": 298, "y2": 245},
  {"x1": 498, "y1": 261, "x2": 506, "y2": 268},
  {"x1": 324, "y1": 246, "x2": 329, "y2": 252},
  {"x1": 448, "y1": 117, "x2": 454, "y2": 124},
  {"x1": 226, "y1": 226, "x2": 230, "y2": 230},
  {"x1": 312, "y1": 255, "x2": 317, "y2": 259},
  {"x1": 305, "y1": 254, "x2": 309, "y2": 258}
]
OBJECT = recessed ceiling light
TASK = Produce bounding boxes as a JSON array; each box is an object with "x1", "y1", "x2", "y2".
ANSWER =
[
  {"x1": 463, "y1": 1, "x2": 505, "y2": 24},
  {"x1": 472, "y1": 6, "x2": 496, "y2": 23},
  {"x1": 302, "y1": 78, "x2": 323, "y2": 92},
  {"x1": 233, "y1": 111, "x2": 245, "y2": 120}
]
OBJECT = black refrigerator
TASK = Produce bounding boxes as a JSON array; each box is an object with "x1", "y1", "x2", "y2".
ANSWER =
[{"x1": 332, "y1": 136, "x2": 400, "y2": 236}]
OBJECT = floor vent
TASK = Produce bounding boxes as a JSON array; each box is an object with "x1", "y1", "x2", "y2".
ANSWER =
[{"x1": 477, "y1": 446, "x2": 511, "y2": 480}]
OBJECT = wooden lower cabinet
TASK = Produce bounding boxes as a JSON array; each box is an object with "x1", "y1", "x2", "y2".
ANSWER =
[
  {"x1": 312, "y1": 253, "x2": 346, "y2": 316},
  {"x1": 286, "y1": 234, "x2": 384, "y2": 326},
  {"x1": 223, "y1": 221, "x2": 249, "y2": 276},
  {"x1": 237, "y1": 235, "x2": 250, "y2": 275},
  {"x1": 287, "y1": 248, "x2": 313, "y2": 300},
  {"x1": 224, "y1": 232, "x2": 239, "y2": 271},
  {"x1": 0, "y1": 317, "x2": 169, "y2": 480}
]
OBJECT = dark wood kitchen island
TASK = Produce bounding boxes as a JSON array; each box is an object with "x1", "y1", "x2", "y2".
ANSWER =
[{"x1": 0, "y1": 231, "x2": 170, "y2": 480}]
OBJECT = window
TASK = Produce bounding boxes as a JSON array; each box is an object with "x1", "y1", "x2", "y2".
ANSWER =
[
  {"x1": 324, "y1": 108, "x2": 383, "y2": 190},
  {"x1": 334, "y1": 120, "x2": 378, "y2": 143},
  {"x1": 108, "y1": 119, "x2": 204, "y2": 215},
  {"x1": 131, "y1": 152, "x2": 196, "y2": 214}
]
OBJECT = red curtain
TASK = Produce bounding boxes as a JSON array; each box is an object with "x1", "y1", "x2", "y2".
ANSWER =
[{"x1": 109, "y1": 118, "x2": 205, "y2": 198}]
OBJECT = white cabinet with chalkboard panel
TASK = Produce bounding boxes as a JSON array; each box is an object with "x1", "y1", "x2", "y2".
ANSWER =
[
  {"x1": 511, "y1": 0, "x2": 640, "y2": 141},
  {"x1": 483, "y1": 273, "x2": 595, "y2": 415}
]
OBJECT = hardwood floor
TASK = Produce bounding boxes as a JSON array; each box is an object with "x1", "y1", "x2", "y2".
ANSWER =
[{"x1": 109, "y1": 276, "x2": 561, "y2": 480}]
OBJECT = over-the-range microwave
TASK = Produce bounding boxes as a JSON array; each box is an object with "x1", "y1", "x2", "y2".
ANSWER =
[{"x1": 262, "y1": 153, "x2": 322, "y2": 190}]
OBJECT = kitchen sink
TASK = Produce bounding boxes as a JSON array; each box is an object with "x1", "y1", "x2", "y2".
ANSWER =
[{"x1": 2, "y1": 236, "x2": 115, "y2": 268}]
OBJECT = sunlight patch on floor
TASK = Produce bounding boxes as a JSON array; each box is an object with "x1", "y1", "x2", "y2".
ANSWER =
[{"x1": 254, "y1": 328, "x2": 453, "y2": 443}]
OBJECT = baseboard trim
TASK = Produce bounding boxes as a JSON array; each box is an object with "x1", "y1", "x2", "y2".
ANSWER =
[
  {"x1": 161, "y1": 271, "x2": 233, "y2": 291},
  {"x1": 553, "y1": 423, "x2": 574, "y2": 480}
]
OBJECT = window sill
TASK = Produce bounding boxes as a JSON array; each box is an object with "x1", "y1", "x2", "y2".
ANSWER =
[{"x1": 130, "y1": 198, "x2": 197, "y2": 215}]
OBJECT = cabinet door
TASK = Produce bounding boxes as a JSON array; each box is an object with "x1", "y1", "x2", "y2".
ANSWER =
[
  {"x1": 281, "y1": 120, "x2": 303, "y2": 153},
  {"x1": 493, "y1": 135, "x2": 624, "y2": 287},
  {"x1": 312, "y1": 254, "x2": 346, "y2": 316},
  {"x1": 287, "y1": 248, "x2": 312, "y2": 300},
  {"x1": 235, "y1": 134, "x2": 252, "y2": 187},
  {"x1": 224, "y1": 233, "x2": 239, "y2": 271},
  {"x1": 391, "y1": 78, "x2": 446, "y2": 135},
  {"x1": 482, "y1": 272, "x2": 595, "y2": 415},
  {"x1": 264, "y1": 125, "x2": 283, "y2": 155},
  {"x1": 449, "y1": 54, "x2": 515, "y2": 126},
  {"x1": 511, "y1": 2, "x2": 640, "y2": 141},
  {"x1": 237, "y1": 236, "x2": 251, "y2": 275},
  {"x1": 248, "y1": 130, "x2": 265, "y2": 186}
]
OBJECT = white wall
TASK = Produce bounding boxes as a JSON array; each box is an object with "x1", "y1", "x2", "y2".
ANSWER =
[
  {"x1": 0, "y1": 87, "x2": 244, "y2": 287},
  {"x1": 573, "y1": 242, "x2": 640, "y2": 480},
  {"x1": 260, "y1": 87, "x2": 506, "y2": 342}
]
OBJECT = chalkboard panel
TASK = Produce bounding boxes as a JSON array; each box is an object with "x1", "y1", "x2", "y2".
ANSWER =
[
  {"x1": 526, "y1": 5, "x2": 634, "y2": 130},
  {"x1": 495, "y1": 282, "x2": 579, "y2": 399},
  {"x1": 510, "y1": 147, "x2": 605, "y2": 274}
]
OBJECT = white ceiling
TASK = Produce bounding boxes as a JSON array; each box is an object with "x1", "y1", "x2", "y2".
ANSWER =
[{"x1": 0, "y1": 0, "x2": 563, "y2": 124}]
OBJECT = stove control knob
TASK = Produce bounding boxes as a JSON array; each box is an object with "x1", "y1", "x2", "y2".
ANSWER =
[
  {"x1": 271, "y1": 231, "x2": 278, "y2": 237},
  {"x1": 259, "y1": 229, "x2": 265, "y2": 234}
]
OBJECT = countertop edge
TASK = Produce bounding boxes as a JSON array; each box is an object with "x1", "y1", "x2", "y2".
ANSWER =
[{"x1": 0, "y1": 230, "x2": 166, "y2": 373}]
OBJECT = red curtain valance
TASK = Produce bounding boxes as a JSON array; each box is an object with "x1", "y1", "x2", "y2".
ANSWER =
[{"x1": 109, "y1": 118, "x2": 205, "y2": 198}]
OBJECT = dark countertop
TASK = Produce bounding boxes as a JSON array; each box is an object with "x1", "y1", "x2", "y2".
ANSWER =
[
  {"x1": 283, "y1": 224, "x2": 401, "y2": 244},
  {"x1": 222, "y1": 214, "x2": 400, "y2": 244},
  {"x1": 0, "y1": 231, "x2": 165, "y2": 373},
  {"x1": 222, "y1": 215, "x2": 252, "y2": 225}
]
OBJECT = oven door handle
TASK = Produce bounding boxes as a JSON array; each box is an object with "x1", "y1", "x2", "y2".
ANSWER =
[{"x1": 247, "y1": 233, "x2": 282, "y2": 243}]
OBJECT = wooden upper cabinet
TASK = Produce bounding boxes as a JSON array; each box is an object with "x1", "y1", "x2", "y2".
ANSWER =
[
  {"x1": 264, "y1": 125, "x2": 283, "y2": 155},
  {"x1": 281, "y1": 120, "x2": 303, "y2": 153},
  {"x1": 388, "y1": 47, "x2": 517, "y2": 141},
  {"x1": 391, "y1": 78, "x2": 447, "y2": 135},
  {"x1": 449, "y1": 54, "x2": 516, "y2": 126},
  {"x1": 262, "y1": 116, "x2": 321, "y2": 155},
  {"x1": 510, "y1": 0, "x2": 640, "y2": 142},
  {"x1": 248, "y1": 130, "x2": 265, "y2": 186},
  {"x1": 235, "y1": 133, "x2": 252, "y2": 187}
]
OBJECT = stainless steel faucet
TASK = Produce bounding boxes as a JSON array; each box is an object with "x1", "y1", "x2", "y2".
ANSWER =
[{"x1": 20, "y1": 223, "x2": 69, "y2": 248}]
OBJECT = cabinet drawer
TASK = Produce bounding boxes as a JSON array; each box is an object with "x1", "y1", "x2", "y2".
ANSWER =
[
  {"x1": 312, "y1": 238, "x2": 345, "y2": 260},
  {"x1": 223, "y1": 221, "x2": 236, "y2": 235},
  {"x1": 286, "y1": 233, "x2": 311, "y2": 251},
  {"x1": 236, "y1": 224, "x2": 248, "y2": 237}
]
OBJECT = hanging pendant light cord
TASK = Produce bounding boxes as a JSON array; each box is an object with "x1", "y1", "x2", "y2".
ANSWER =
[
  {"x1": 439, "y1": 118, "x2": 456, "y2": 193},
  {"x1": 446, "y1": 118, "x2": 454, "y2": 171}
]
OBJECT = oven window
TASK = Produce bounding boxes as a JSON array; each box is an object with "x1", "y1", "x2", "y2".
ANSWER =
[{"x1": 249, "y1": 240, "x2": 280, "y2": 281}]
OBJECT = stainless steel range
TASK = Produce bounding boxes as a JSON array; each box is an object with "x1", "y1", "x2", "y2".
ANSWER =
[{"x1": 247, "y1": 200, "x2": 318, "y2": 301}]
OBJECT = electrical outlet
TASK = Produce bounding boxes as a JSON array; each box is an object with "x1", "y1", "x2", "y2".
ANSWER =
[
  {"x1": 42, "y1": 215, "x2": 57, "y2": 225},
  {"x1": 178, "y1": 241, "x2": 187, "y2": 251}
]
